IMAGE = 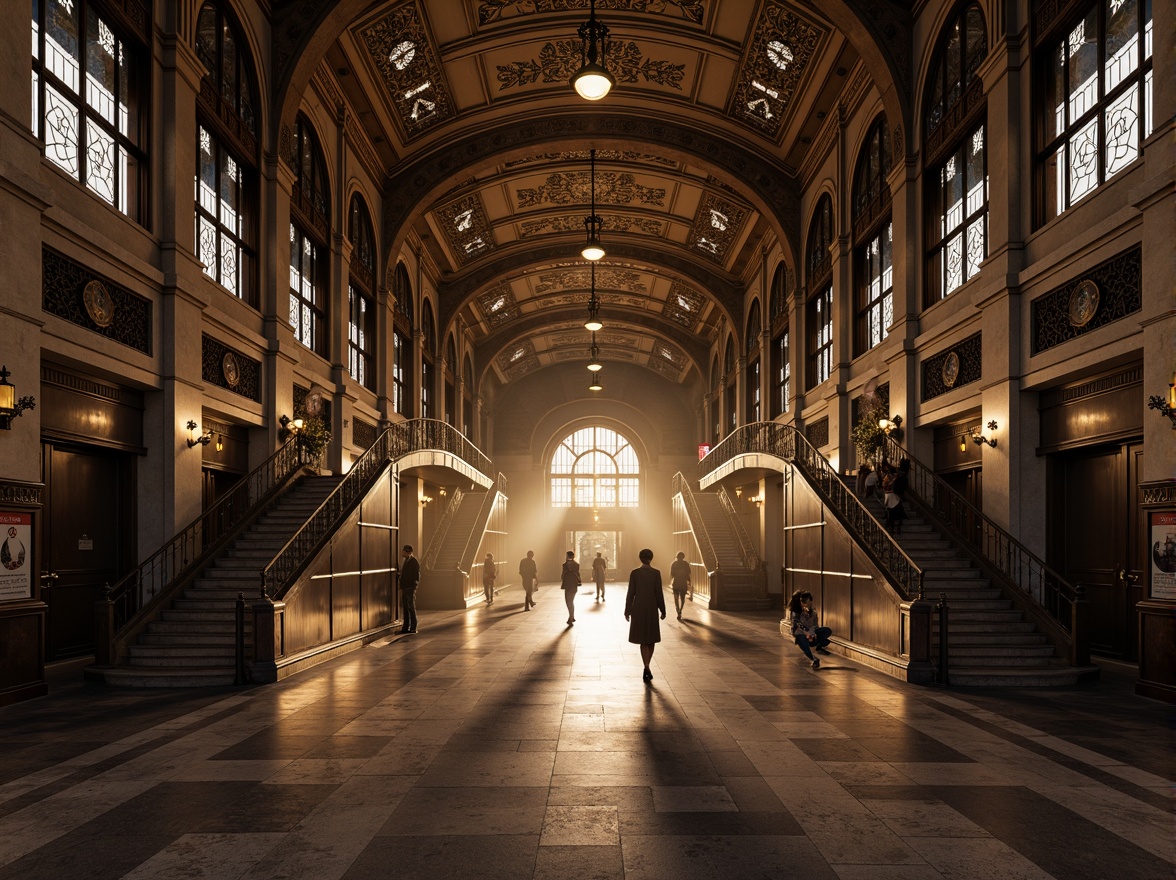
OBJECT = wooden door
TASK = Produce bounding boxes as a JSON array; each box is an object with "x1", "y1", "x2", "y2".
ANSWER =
[
  {"x1": 1050, "y1": 440, "x2": 1143, "y2": 661},
  {"x1": 41, "y1": 443, "x2": 129, "y2": 659}
]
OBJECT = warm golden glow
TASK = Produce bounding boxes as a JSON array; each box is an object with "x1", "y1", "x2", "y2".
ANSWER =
[{"x1": 572, "y1": 65, "x2": 614, "y2": 101}]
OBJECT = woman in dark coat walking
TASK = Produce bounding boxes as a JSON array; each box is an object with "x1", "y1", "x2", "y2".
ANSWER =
[{"x1": 624, "y1": 548, "x2": 666, "y2": 683}]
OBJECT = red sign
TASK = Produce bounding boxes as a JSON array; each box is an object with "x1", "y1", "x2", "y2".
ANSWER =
[{"x1": 698, "y1": 444, "x2": 711, "y2": 460}]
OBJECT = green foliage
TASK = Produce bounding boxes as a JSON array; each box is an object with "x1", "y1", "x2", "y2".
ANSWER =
[
  {"x1": 297, "y1": 416, "x2": 331, "y2": 461},
  {"x1": 850, "y1": 401, "x2": 889, "y2": 465}
]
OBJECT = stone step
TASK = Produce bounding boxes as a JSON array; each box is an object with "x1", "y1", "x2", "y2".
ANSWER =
[
  {"x1": 936, "y1": 631, "x2": 1048, "y2": 646},
  {"x1": 948, "y1": 644, "x2": 1057, "y2": 658},
  {"x1": 941, "y1": 666, "x2": 1100, "y2": 687},
  {"x1": 160, "y1": 609, "x2": 238, "y2": 623},
  {"x1": 139, "y1": 631, "x2": 238, "y2": 646},
  {"x1": 147, "y1": 620, "x2": 248, "y2": 635},
  {"x1": 128, "y1": 644, "x2": 238, "y2": 661},
  {"x1": 947, "y1": 654, "x2": 1065, "y2": 668},
  {"x1": 92, "y1": 666, "x2": 239, "y2": 687},
  {"x1": 934, "y1": 620, "x2": 1038, "y2": 634},
  {"x1": 173, "y1": 598, "x2": 246, "y2": 611}
]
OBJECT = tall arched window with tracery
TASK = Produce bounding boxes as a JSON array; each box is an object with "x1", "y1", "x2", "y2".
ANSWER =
[
  {"x1": 853, "y1": 117, "x2": 893, "y2": 355},
  {"x1": 724, "y1": 335, "x2": 737, "y2": 435},
  {"x1": 925, "y1": 3, "x2": 988, "y2": 303},
  {"x1": 347, "y1": 194, "x2": 376, "y2": 389},
  {"x1": 444, "y1": 334, "x2": 457, "y2": 424},
  {"x1": 745, "y1": 301, "x2": 762, "y2": 423},
  {"x1": 420, "y1": 300, "x2": 436, "y2": 419},
  {"x1": 195, "y1": 1, "x2": 258, "y2": 305},
  {"x1": 289, "y1": 115, "x2": 329, "y2": 356},
  {"x1": 769, "y1": 264, "x2": 790, "y2": 418},
  {"x1": 549, "y1": 427, "x2": 641, "y2": 508},
  {"x1": 31, "y1": 0, "x2": 149, "y2": 223},
  {"x1": 806, "y1": 194, "x2": 834, "y2": 388},
  {"x1": 462, "y1": 356, "x2": 474, "y2": 436},
  {"x1": 392, "y1": 263, "x2": 413, "y2": 417}
]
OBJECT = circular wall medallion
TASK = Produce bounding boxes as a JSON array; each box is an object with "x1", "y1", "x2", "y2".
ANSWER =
[
  {"x1": 1068, "y1": 280, "x2": 1100, "y2": 327},
  {"x1": 305, "y1": 390, "x2": 324, "y2": 416},
  {"x1": 221, "y1": 351, "x2": 241, "y2": 388},
  {"x1": 82, "y1": 280, "x2": 115, "y2": 328},
  {"x1": 941, "y1": 351, "x2": 961, "y2": 388}
]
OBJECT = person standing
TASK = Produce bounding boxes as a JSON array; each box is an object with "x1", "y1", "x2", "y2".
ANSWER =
[
  {"x1": 400, "y1": 545, "x2": 420, "y2": 635},
  {"x1": 887, "y1": 459, "x2": 910, "y2": 535},
  {"x1": 669, "y1": 551, "x2": 691, "y2": 620},
  {"x1": 625, "y1": 549, "x2": 666, "y2": 683},
  {"x1": 483, "y1": 552, "x2": 497, "y2": 605},
  {"x1": 519, "y1": 550, "x2": 538, "y2": 611},
  {"x1": 592, "y1": 551, "x2": 608, "y2": 602},
  {"x1": 561, "y1": 550, "x2": 581, "y2": 625}
]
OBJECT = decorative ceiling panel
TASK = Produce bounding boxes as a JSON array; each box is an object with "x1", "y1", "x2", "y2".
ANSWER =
[
  {"x1": 495, "y1": 39, "x2": 685, "y2": 94},
  {"x1": 477, "y1": 1, "x2": 705, "y2": 27},
  {"x1": 436, "y1": 194, "x2": 496, "y2": 265},
  {"x1": 516, "y1": 172, "x2": 666, "y2": 208},
  {"x1": 533, "y1": 267, "x2": 647, "y2": 295},
  {"x1": 653, "y1": 342, "x2": 687, "y2": 369},
  {"x1": 505, "y1": 150, "x2": 677, "y2": 169},
  {"x1": 519, "y1": 215, "x2": 664, "y2": 238},
  {"x1": 664, "y1": 282, "x2": 705, "y2": 327},
  {"x1": 647, "y1": 353, "x2": 683, "y2": 380},
  {"x1": 687, "y1": 192, "x2": 747, "y2": 262},
  {"x1": 728, "y1": 1, "x2": 825, "y2": 138},
  {"x1": 355, "y1": 2, "x2": 454, "y2": 136},
  {"x1": 477, "y1": 284, "x2": 519, "y2": 328},
  {"x1": 497, "y1": 338, "x2": 537, "y2": 371}
]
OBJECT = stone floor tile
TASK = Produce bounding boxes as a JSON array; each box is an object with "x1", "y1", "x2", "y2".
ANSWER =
[
  {"x1": 650, "y1": 785, "x2": 738, "y2": 812},
  {"x1": 532, "y1": 844, "x2": 625, "y2": 880},
  {"x1": 539, "y1": 805, "x2": 620, "y2": 846},
  {"x1": 119, "y1": 832, "x2": 283, "y2": 879},
  {"x1": 621, "y1": 834, "x2": 840, "y2": 880}
]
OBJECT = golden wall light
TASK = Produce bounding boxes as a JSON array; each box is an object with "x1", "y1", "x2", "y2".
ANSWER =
[
  {"x1": 878, "y1": 414, "x2": 902, "y2": 434},
  {"x1": 970, "y1": 419, "x2": 999, "y2": 448},
  {"x1": 186, "y1": 419, "x2": 212, "y2": 448},
  {"x1": 278, "y1": 414, "x2": 304, "y2": 441},
  {"x1": 1147, "y1": 374, "x2": 1176, "y2": 429},
  {"x1": 0, "y1": 366, "x2": 36, "y2": 430},
  {"x1": 571, "y1": 0, "x2": 615, "y2": 101}
]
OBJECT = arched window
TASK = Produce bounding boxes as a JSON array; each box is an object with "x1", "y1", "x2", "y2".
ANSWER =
[
  {"x1": 926, "y1": 3, "x2": 988, "y2": 303},
  {"x1": 445, "y1": 334, "x2": 457, "y2": 424},
  {"x1": 195, "y1": 1, "x2": 258, "y2": 304},
  {"x1": 746, "y1": 300, "x2": 762, "y2": 423},
  {"x1": 289, "y1": 115, "x2": 329, "y2": 356},
  {"x1": 853, "y1": 117, "x2": 893, "y2": 355},
  {"x1": 347, "y1": 194, "x2": 375, "y2": 389},
  {"x1": 769, "y1": 264, "x2": 788, "y2": 321},
  {"x1": 549, "y1": 427, "x2": 640, "y2": 508},
  {"x1": 806, "y1": 195, "x2": 834, "y2": 388},
  {"x1": 420, "y1": 300, "x2": 436, "y2": 419},
  {"x1": 709, "y1": 354, "x2": 720, "y2": 440},
  {"x1": 392, "y1": 263, "x2": 413, "y2": 417},
  {"x1": 462, "y1": 356, "x2": 474, "y2": 436},
  {"x1": 724, "y1": 335, "x2": 737, "y2": 434},
  {"x1": 32, "y1": 0, "x2": 149, "y2": 223},
  {"x1": 1037, "y1": 0, "x2": 1153, "y2": 224}
]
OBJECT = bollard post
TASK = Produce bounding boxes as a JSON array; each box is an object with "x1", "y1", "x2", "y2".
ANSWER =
[
  {"x1": 936, "y1": 591, "x2": 949, "y2": 686},
  {"x1": 234, "y1": 592, "x2": 247, "y2": 685}
]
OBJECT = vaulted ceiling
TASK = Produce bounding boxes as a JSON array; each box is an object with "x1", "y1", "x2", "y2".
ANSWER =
[{"x1": 272, "y1": 0, "x2": 911, "y2": 391}]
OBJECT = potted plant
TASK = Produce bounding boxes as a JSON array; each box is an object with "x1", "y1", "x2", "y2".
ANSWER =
[
  {"x1": 850, "y1": 401, "x2": 889, "y2": 467},
  {"x1": 297, "y1": 416, "x2": 331, "y2": 468}
]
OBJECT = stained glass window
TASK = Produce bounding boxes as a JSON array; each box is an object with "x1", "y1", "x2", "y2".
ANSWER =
[
  {"x1": 289, "y1": 223, "x2": 324, "y2": 354},
  {"x1": 31, "y1": 0, "x2": 146, "y2": 222},
  {"x1": 808, "y1": 286, "x2": 833, "y2": 388},
  {"x1": 806, "y1": 195, "x2": 835, "y2": 387},
  {"x1": 1039, "y1": 0, "x2": 1153, "y2": 223},
  {"x1": 771, "y1": 328, "x2": 790, "y2": 417},
  {"x1": 857, "y1": 222, "x2": 894, "y2": 352},
  {"x1": 549, "y1": 427, "x2": 641, "y2": 508}
]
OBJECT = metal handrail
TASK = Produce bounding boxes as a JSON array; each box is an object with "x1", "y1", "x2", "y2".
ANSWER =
[
  {"x1": 423, "y1": 487, "x2": 465, "y2": 569},
  {"x1": 105, "y1": 438, "x2": 304, "y2": 641},
  {"x1": 671, "y1": 472, "x2": 718, "y2": 571},
  {"x1": 884, "y1": 436, "x2": 1081, "y2": 635},
  {"x1": 716, "y1": 485, "x2": 762, "y2": 569},
  {"x1": 262, "y1": 419, "x2": 492, "y2": 598},
  {"x1": 700, "y1": 422, "x2": 924, "y2": 601}
]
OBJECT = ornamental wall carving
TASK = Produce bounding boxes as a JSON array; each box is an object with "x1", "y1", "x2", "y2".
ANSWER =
[
  {"x1": 1030, "y1": 245, "x2": 1141, "y2": 355},
  {"x1": 43, "y1": 246, "x2": 152, "y2": 354},
  {"x1": 516, "y1": 171, "x2": 666, "y2": 208},
  {"x1": 496, "y1": 39, "x2": 684, "y2": 93},
  {"x1": 478, "y1": 1, "x2": 704, "y2": 26}
]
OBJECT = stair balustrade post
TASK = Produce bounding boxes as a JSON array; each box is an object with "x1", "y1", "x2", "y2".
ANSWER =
[
  {"x1": 1071, "y1": 585, "x2": 1091, "y2": 667},
  {"x1": 904, "y1": 596, "x2": 934, "y2": 684},
  {"x1": 234, "y1": 592, "x2": 247, "y2": 686},
  {"x1": 935, "y1": 592, "x2": 950, "y2": 686},
  {"x1": 94, "y1": 582, "x2": 115, "y2": 666},
  {"x1": 251, "y1": 592, "x2": 284, "y2": 684}
]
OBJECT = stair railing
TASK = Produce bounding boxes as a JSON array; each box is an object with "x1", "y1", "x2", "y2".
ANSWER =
[
  {"x1": 700, "y1": 422, "x2": 924, "y2": 601},
  {"x1": 456, "y1": 474, "x2": 508, "y2": 573},
  {"x1": 97, "y1": 438, "x2": 304, "y2": 664},
  {"x1": 671, "y1": 472, "x2": 718, "y2": 571},
  {"x1": 262, "y1": 419, "x2": 492, "y2": 598},
  {"x1": 716, "y1": 485, "x2": 762, "y2": 569},
  {"x1": 884, "y1": 436, "x2": 1085, "y2": 659},
  {"x1": 423, "y1": 487, "x2": 465, "y2": 569}
]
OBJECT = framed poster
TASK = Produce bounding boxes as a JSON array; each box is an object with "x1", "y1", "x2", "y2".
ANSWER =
[
  {"x1": 0, "y1": 512, "x2": 32, "y2": 602},
  {"x1": 1149, "y1": 511, "x2": 1176, "y2": 601}
]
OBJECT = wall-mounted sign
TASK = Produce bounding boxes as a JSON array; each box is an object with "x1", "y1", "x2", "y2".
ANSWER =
[
  {"x1": 698, "y1": 443, "x2": 711, "y2": 461},
  {"x1": 0, "y1": 512, "x2": 32, "y2": 602},
  {"x1": 1149, "y1": 511, "x2": 1176, "y2": 601}
]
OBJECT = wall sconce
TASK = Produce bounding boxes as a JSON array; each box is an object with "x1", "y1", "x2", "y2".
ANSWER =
[
  {"x1": 0, "y1": 366, "x2": 36, "y2": 430},
  {"x1": 571, "y1": 0, "x2": 614, "y2": 101},
  {"x1": 750, "y1": 494, "x2": 764, "y2": 507},
  {"x1": 734, "y1": 486, "x2": 742, "y2": 498},
  {"x1": 186, "y1": 419, "x2": 212, "y2": 448},
  {"x1": 216, "y1": 434, "x2": 224, "y2": 453},
  {"x1": 439, "y1": 488, "x2": 447, "y2": 497},
  {"x1": 278, "y1": 414, "x2": 304, "y2": 441},
  {"x1": 1147, "y1": 376, "x2": 1176, "y2": 429},
  {"x1": 878, "y1": 414, "x2": 902, "y2": 434},
  {"x1": 959, "y1": 435, "x2": 967, "y2": 453},
  {"x1": 421, "y1": 495, "x2": 433, "y2": 506},
  {"x1": 971, "y1": 419, "x2": 999, "y2": 448}
]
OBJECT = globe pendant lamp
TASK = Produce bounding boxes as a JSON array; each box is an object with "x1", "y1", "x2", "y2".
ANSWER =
[
  {"x1": 588, "y1": 333, "x2": 603, "y2": 372},
  {"x1": 571, "y1": 0, "x2": 615, "y2": 101},
  {"x1": 585, "y1": 263, "x2": 603, "y2": 332},
  {"x1": 581, "y1": 149, "x2": 605, "y2": 261},
  {"x1": 588, "y1": 372, "x2": 603, "y2": 392}
]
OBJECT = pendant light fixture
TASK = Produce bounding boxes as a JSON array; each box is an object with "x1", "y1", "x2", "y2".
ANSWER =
[
  {"x1": 588, "y1": 372, "x2": 604, "y2": 392},
  {"x1": 571, "y1": 0, "x2": 615, "y2": 101},
  {"x1": 585, "y1": 262, "x2": 603, "y2": 332},
  {"x1": 581, "y1": 149, "x2": 605, "y2": 261},
  {"x1": 587, "y1": 333, "x2": 603, "y2": 372}
]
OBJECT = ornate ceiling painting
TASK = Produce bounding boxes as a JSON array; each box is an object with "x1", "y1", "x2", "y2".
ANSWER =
[{"x1": 322, "y1": 0, "x2": 889, "y2": 388}]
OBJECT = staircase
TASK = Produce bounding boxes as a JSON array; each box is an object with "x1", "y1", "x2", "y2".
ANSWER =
[
  {"x1": 690, "y1": 491, "x2": 767, "y2": 609},
  {"x1": 100, "y1": 475, "x2": 342, "y2": 687},
  {"x1": 880, "y1": 498, "x2": 1098, "y2": 686},
  {"x1": 427, "y1": 492, "x2": 486, "y2": 573}
]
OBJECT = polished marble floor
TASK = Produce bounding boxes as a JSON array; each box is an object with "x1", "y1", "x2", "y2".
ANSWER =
[{"x1": 1, "y1": 583, "x2": 1172, "y2": 880}]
